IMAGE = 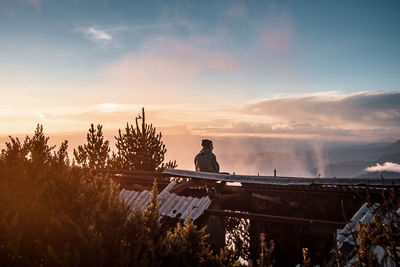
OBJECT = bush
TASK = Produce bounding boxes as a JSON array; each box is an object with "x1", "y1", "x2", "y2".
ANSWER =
[
  {"x1": 0, "y1": 125, "x2": 133, "y2": 266},
  {"x1": 0, "y1": 125, "x2": 235, "y2": 266}
]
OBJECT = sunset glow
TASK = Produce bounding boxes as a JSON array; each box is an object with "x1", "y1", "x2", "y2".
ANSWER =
[{"x1": 1, "y1": 0, "x2": 399, "y2": 142}]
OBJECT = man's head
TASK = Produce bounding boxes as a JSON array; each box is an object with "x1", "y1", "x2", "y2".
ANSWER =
[{"x1": 201, "y1": 139, "x2": 213, "y2": 150}]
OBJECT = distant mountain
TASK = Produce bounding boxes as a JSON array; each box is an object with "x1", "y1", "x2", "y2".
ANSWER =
[
  {"x1": 377, "y1": 153, "x2": 400, "y2": 164},
  {"x1": 354, "y1": 171, "x2": 400, "y2": 179},
  {"x1": 385, "y1": 140, "x2": 400, "y2": 153},
  {"x1": 323, "y1": 140, "x2": 400, "y2": 178},
  {"x1": 322, "y1": 141, "x2": 399, "y2": 164}
]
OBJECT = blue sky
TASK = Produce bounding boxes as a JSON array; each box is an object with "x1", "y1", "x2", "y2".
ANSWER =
[{"x1": 0, "y1": 0, "x2": 399, "y2": 141}]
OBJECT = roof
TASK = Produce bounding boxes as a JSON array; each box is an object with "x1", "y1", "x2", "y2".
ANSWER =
[
  {"x1": 163, "y1": 169, "x2": 400, "y2": 188},
  {"x1": 119, "y1": 181, "x2": 212, "y2": 223},
  {"x1": 336, "y1": 202, "x2": 380, "y2": 248},
  {"x1": 335, "y1": 202, "x2": 400, "y2": 266}
]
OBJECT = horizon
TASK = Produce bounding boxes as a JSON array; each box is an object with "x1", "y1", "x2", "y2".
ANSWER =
[{"x1": 1, "y1": 126, "x2": 398, "y2": 176}]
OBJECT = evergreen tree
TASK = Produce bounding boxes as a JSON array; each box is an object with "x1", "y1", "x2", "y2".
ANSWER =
[
  {"x1": 28, "y1": 124, "x2": 55, "y2": 166},
  {"x1": 0, "y1": 124, "x2": 69, "y2": 170},
  {"x1": 54, "y1": 140, "x2": 69, "y2": 166},
  {"x1": 73, "y1": 124, "x2": 110, "y2": 169},
  {"x1": 0, "y1": 136, "x2": 28, "y2": 166},
  {"x1": 113, "y1": 108, "x2": 177, "y2": 171}
]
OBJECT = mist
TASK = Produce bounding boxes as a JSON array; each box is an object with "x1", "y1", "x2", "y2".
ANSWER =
[{"x1": 164, "y1": 135, "x2": 336, "y2": 177}]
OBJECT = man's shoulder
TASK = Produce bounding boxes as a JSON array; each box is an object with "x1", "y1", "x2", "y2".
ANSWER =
[{"x1": 194, "y1": 151, "x2": 203, "y2": 159}]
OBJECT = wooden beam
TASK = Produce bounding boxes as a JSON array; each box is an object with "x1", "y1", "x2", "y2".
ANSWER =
[
  {"x1": 205, "y1": 209, "x2": 346, "y2": 228},
  {"x1": 252, "y1": 193, "x2": 300, "y2": 208},
  {"x1": 219, "y1": 192, "x2": 247, "y2": 200}
]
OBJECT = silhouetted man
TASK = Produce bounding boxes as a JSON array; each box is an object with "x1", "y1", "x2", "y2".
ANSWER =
[{"x1": 194, "y1": 139, "x2": 219, "y2": 173}]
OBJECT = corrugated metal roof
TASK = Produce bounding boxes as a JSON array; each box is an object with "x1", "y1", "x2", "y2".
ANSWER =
[
  {"x1": 336, "y1": 202, "x2": 380, "y2": 248},
  {"x1": 119, "y1": 181, "x2": 212, "y2": 223},
  {"x1": 334, "y1": 202, "x2": 400, "y2": 266},
  {"x1": 163, "y1": 169, "x2": 400, "y2": 187}
]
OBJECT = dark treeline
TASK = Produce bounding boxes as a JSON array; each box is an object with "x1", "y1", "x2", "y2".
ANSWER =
[{"x1": 0, "y1": 108, "x2": 237, "y2": 266}]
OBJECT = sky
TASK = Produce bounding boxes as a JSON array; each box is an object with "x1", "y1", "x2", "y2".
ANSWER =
[{"x1": 1, "y1": 0, "x2": 400, "y2": 143}]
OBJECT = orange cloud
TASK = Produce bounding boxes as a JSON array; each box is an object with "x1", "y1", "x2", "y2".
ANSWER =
[
  {"x1": 1, "y1": 91, "x2": 398, "y2": 143},
  {"x1": 102, "y1": 37, "x2": 238, "y2": 104}
]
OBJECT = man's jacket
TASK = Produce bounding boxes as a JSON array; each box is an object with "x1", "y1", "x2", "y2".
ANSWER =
[{"x1": 194, "y1": 148, "x2": 219, "y2": 173}]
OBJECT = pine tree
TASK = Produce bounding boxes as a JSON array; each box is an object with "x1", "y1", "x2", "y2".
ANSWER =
[
  {"x1": 73, "y1": 124, "x2": 110, "y2": 169},
  {"x1": 0, "y1": 124, "x2": 69, "y2": 169},
  {"x1": 28, "y1": 124, "x2": 55, "y2": 166},
  {"x1": 0, "y1": 136, "x2": 28, "y2": 165},
  {"x1": 113, "y1": 108, "x2": 177, "y2": 171},
  {"x1": 54, "y1": 140, "x2": 69, "y2": 166}
]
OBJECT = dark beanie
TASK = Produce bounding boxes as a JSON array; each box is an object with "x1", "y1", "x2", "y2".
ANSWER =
[{"x1": 201, "y1": 139, "x2": 212, "y2": 148}]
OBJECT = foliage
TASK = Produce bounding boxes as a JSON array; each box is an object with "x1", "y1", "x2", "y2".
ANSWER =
[
  {"x1": 333, "y1": 189, "x2": 400, "y2": 266},
  {"x1": 158, "y1": 215, "x2": 236, "y2": 267},
  {"x1": 111, "y1": 108, "x2": 177, "y2": 171},
  {"x1": 0, "y1": 124, "x2": 235, "y2": 266},
  {"x1": 160, "y1": 216, "x2": 214, "y2": 266},
  {"x1": 27, "y1": 124, "x2": 56, "y2": 166},
  {"x1": 225, "y1": 217, "x2": 250, "y2": 261},
  {"x1": 300, "y1": 247, "x2": 310, "y2": 267},
  {"x1": 73, "y1": 124, "x2": 110, "y2": 169},
  {"x1": 258, "y1": 233, "x2": 275, "y2": 267},
  {"x1": 353, "y1": 208, "x2": 400, "y2": 266},
  {"x1": 0, "y1": 124, "x2": 68, "y2": 170},
  {"x1": 0, "y1": 125, "x2": 134, "y2": 266}
]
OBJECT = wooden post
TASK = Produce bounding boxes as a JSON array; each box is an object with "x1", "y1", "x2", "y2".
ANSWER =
[
  {"x1": 249, "y1": 219, "x2": 260, "y2": 266},
  {"x1": 204, "y1": 201, "x2": 225, "y2": 251}
]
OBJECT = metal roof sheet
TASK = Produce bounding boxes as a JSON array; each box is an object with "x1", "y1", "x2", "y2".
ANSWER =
[
  {"x1": 119, "y1": 181, "x2": 212, "y2": 223},
  {"x1": 335, "y1": 202, "x2": 400, "y2": 266},
  {"x1": 163, "y1": 169, "x2": 400, "y2": 187},
  {"x1": 336, "y1": 202, "x2": 379, "y2": 248}
]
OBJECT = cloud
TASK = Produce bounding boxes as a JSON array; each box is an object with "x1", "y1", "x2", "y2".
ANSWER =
[
  {"x1": 188, "y1": 119, "x2": 354, "y2": 138},
  {"x1": 246, "y1": 91, "x2": 400, "y2": 129},
  {"x1": 238, "y1": 91, "x2": 400, "y2": 140},
  {"x1": 76, "y1": 24, "x2": 168, "y2": 44},
  {"x1": 101, "y1": 37, "x2": 238, "y2": 102},
  {"x1": 365, "y1": 162, "x2": 400, "y2": 173},
  {"x1": 84, "y1": 27, "x2": 112, "y2": 42},
  {"x1": 1, "y1": 90, "x2": 399, "y2": 142},
  {"x1": 15, "y1": 90, "x2": 396, "y2": 141},
  {"x1": 106, "y1": 24, "x2": 169, "y2": 32}
]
